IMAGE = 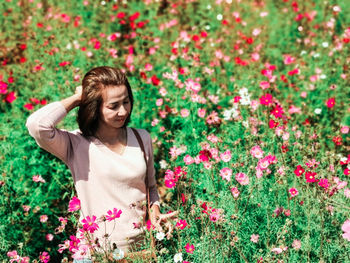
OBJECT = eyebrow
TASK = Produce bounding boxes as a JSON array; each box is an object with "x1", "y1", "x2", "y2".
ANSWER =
[{"x1": 108, "y1": 96, "x2": 129, "y2": 105}]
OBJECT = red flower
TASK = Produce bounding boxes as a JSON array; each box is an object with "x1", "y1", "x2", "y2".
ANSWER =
[
  {"x1": 268, "y1": 119, "x2": 279, "y2": 128},
  {"x1": 20, "y1": 57, "x2": 27, "y2": 63},
  {"x1": 116, "y1": 12, "x2": 125, "y2": 19},
  {"x1": 271, "y1": 105, "x2": 284, "y2": 118},
  {"x1": 288, "y1": 68, "x2": 300, "y2": 76},
  {"x1": 151, "y1": 75, "x2": 160, "y2": 86},
  {"x1": 129, "y1": 12, "x2": 140, "y2": 21},
  {"x1": 5, "y1": 91, "x2": 16, "y2": 103},
  {"x1": 294, "y1": 165, "x2": 305, "y2": 177},
  {"x1": 332, "y1": 136, "x2": 342, "y2": 146},
  {"x1": 246, "y1": 37, "x2": 254, "y2": 44},
  {"x1": 59, "y1": 61, "x2": 70, "y2": 67},
  {"x1": 305, "y1": 171, "x2": 318, "y2": 183},
  {"x1": 24, "y1": 103, "x2": 34, "y2": 110},
  {"x1": 199, "y1": 150, "x2": 212, "y2": 162},
  {"x1": 192, "y1": 35, "x2": 200, "y2": 42},
  {"x1": 326, "y1": 97, "x2": 335, "y2": 108}
]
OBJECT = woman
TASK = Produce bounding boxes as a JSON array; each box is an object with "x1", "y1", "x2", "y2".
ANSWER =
[{"x1": 26, "y1": 66, "x2": 171, "y2": 259}]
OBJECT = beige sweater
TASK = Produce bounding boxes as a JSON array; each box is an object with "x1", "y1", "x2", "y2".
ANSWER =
[{"x1": 26, "y1": 101, "x2": 159, "y2": 252}]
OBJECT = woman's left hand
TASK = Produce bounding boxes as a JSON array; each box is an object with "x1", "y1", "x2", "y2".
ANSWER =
[{"x1": 149, "y1": 205, "x2": 178, "y2": 232}]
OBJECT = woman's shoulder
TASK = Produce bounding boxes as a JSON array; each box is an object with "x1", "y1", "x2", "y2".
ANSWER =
[{"x1": 128, "y1": 127, "x2": 151, "y2": 141}]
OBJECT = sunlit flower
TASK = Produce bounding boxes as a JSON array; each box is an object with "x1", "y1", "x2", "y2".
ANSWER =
[
  {"x1": 105, "y1": 208, "x2": 122, "y2": 221},
  {"x1": 68, "y1": 196, "x2": 81, "y2": 212}
]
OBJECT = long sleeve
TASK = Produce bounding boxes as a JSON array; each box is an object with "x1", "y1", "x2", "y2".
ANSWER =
[{"x1": 25, "y1": 101, "x2": 75, "y2": 166}]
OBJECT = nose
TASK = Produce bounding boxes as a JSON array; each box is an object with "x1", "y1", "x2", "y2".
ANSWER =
[{"x1": 118, "y1": 104, "x2": 128, "y2": 116}]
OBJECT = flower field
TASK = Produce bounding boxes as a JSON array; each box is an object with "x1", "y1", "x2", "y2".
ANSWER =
[{"x1": 0, "y1": 0, "x2": 349, "y2": 262}]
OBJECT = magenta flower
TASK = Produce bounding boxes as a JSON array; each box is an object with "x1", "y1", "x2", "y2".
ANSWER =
[
  {"x1": 68, "y1": 196, "x2": 81, "y2": 212},
  {"x1": 105, "y1": 208, "x2": 122, "y2": 222},
  {"x1": 185, "y1": 243, "x2": 195, "y2": 254},
  {"x1": 69, "y1": 235, "x2": 80, "y2": 252},
  {"x1": 176, "y1": 219, "x2": 188, "y2": 230},
  {"x1": 39, "y1": 251, "x2": 50, "y2": 263},
  {"x1": 81, "y1": 215, "x2": 99, "y2": 233},
  {"x1": 289, "y1": 188, "x2": 299, "y2": 197},
  {"x1": 318, "y1": 178, "x2": 329, "y2": 189}
]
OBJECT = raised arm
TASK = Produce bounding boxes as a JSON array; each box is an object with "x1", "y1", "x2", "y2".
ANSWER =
[{"x1": 25, "y1": 86, "x2": 82, "y2": 165}]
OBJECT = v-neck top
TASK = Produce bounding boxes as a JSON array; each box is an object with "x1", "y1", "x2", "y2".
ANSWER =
[{"x1": 25, "y1": 101, "x2": 160, "y2": 251}]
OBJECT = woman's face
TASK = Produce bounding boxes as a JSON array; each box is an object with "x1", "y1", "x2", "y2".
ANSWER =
[{"x1": 98, "y1": 85, "x2": 131, "y2": 129}]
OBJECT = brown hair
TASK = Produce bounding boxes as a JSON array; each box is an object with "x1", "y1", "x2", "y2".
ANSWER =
[{"x1": 77, "y1": 66, "x2": 134, "y2": 137}]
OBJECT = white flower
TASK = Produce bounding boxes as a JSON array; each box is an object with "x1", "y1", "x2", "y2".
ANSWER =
[
  {"x1": 322, "y1": 42, "x2": 329, "y2": 48},
  {"x1": 314, "y1": 108, "x2": 322, "y2": 114},
  {"x1": 156, "y1": 231, "x2": 165, "y2": 241},
  {"x1": 333, "y1": 6, "x2": 341, "y2": 12},
  {"x1": 207, "y1": 5, "x2": 211, "y2": 9},
  {"x1": 320, "y1": 74, "x2": 326, "y2": 79},
  {"x1": 66, "y1": 43, "x2": 72, "y2": 50},
  {"x1": 113, "y1": 248, "x2": 124, "y2": 260},
  {"x1": 174, "y1": 253, "x2": 183, "y2": 263},
  {"x1": 217, "y1": 14, "x2": 223, "y2": 21},
  {"x1": 313, "y1": 53, "x2": 320, "y2": 58},
  {"x1": 226, "y1": 0, "x2": 232, "y2": 3},
  {"x1": 159, "y1": 160, "x2": 168, "y2": 169},
  {"x1": 240, "y1": 96, "x2": 251, "y2": 105},
  {"x1": 300, "y1": 50, "x2": 307, "y2": 55}
]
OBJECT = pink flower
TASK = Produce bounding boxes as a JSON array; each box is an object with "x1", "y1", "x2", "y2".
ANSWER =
[
  {"x1": 250, "y1": 145, "x2": 264, "y2": 159},
  {"x1": 220, "y1": 150, "x2": 231, "y2": 162},
  {"x1": 81, "y1": 215, "x2": 99, "y2": 233},
  {"x1": 235, "y1": 173, "x2": 249, "y2": 185},
  {"x1": 39, "y1": 251, "x2": 50, "y2": 263},
  {"x1": 250, "y1": 234, "x2": 259, "y2": 243},
  {"x1": 289, "y1": 187, "x2": 299, "y2": 197},
  {"x1": 33, "y1": 175, "x2": 46, "y2": 183},
  {"x1": 105, "y1": 208, "x2": 122, "y2": 221},
  {"x1": 176, "y1": 219, "x2": 188, "y2": 230},
  {"x1": 40, "y1": 215, "x2": 48, "y2": 223},
  {"x1": 68, "y1": 196, "x2": 81, "y2": 212},
  {"x1": 183, "y1": 155, "x2": 194, "y2": 165},
  {"x1": 219, "y1": 167, "x2": 232, "y2": 181},
  {"x1": 185, "y1": 243, "x2": 195, "y2": 254},
  {"x1": 180, "y1": 109, "x2": 190, "y2": 117},
  {"x1": 340, "y1": 126, "x2": 349, "y2": 134},
  {"x1": 231, "y1": 187, "x2": 240, "y2": 198},
  {"x1": 292, "y1": 239, "x2": 301, "y2": 250},
  {"x1": 283, "y1": 54, "x2": 296, "y2": 65},
  {"x1": 259, "y1": 81, "x2": 270, "y2": 90},
  {"x1": 197, "y1": 108, "x2": 206, "y2": 118},
  {"x1": 45, "y1": 234, "x2": 53, "y2": 241},
  {"x1": 342, "y1": 219, "x2": 350, "y2": 241}
]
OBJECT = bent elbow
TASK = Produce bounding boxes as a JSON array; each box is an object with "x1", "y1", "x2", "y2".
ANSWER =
[{"x1": 26, "y1": 115, "x2": 40, "y2": 138}]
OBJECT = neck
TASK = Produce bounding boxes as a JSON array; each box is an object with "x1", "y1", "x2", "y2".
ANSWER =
[{"x1": 95, "y1": 125, "x2": 126, "y2": 144}]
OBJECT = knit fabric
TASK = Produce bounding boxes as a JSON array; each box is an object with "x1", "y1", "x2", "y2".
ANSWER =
[{"x1": 26, "y1": 101, "x2": 160, "y2": 252}]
